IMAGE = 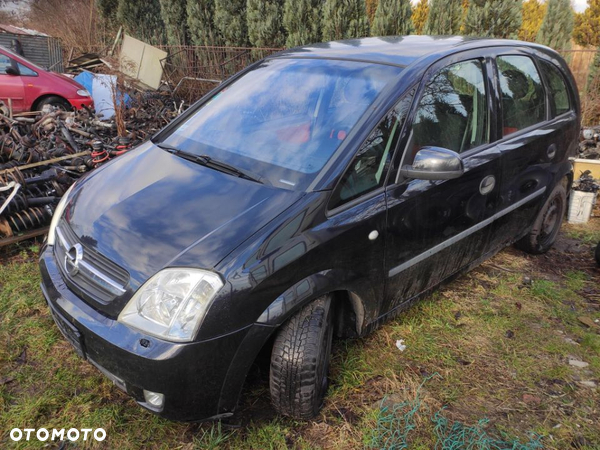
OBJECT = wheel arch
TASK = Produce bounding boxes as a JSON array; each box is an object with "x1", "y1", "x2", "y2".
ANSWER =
[
  {"x1": 31, "y1": 93, "x2": 70, "y2": 111},
  {"x1": 256, "y1": 270, "x2": 371, "y2": 336},
  {"x1": 216, "y1": 277, "x2": 370, "y2": 415}
]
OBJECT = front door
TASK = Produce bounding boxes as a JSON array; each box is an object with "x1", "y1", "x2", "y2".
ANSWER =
[
  {"x1": 383, "y1": 54, "x2": 503, "y2": 315},
  {"x1": 0, "y1": 52, "x2": 25, "y2": 113}
]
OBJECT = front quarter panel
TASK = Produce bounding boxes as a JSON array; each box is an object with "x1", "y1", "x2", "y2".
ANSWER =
[{"x1": 199, "y1": 191, "x2": 386, "y2": 340}]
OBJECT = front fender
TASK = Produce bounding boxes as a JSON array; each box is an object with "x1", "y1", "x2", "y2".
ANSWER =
[{"x1": 256, "y1": 269, "x2": 372, "y2": 332}]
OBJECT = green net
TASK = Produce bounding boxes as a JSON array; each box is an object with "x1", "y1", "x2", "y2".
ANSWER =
[{"x1": 371, "y1": 376, "x2": 544, "y2": 450}]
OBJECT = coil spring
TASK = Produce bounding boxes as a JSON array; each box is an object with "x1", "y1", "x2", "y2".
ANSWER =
[
  {"x1": 24, "y1": 183, "x2": 54, "y2": 198},
  {"x1": 0, "y1": 160, "x2": 22, "y2": 171},
  {"x1": 1, "y1": 147, "x2": 41, "y2": 164},
  {"x1": 0, "y1": 191, "x2": 28, "y2": 216},
  {"x1": 4, "y1": 206, "x2": 51, "y2": 234},
  {"x1": 0, "y1": 168, "x2": 26, "y2": 185}
]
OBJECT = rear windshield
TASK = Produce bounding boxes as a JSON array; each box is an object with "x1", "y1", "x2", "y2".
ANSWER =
[{"x1": 163, "y1": 58, "x2": 402, "y2": 190}]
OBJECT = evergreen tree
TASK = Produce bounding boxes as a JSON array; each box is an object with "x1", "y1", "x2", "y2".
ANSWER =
[
  {"x1": 412, "y1": 0, "x2": 429, "y2": 34},
  {"x1": 371, "y1": 0, "x2": 414, "y2": 36},
  {"x1": 573, "y1": 0, "x2": 600, "y2": 47},
  {"x1": 159, "y1": 0, "x2": 187, "y2": 46},
  {"x1": 423, "y1": 0, "x2": 463, "y2": 35},
  {"x1": 365, "y1": 0, "x2": 378, "y2": 23},
  {"x1": 463, "y1": 0, "x2": 521, "y2": 39},
  {"x1": 97, "y1": 0, "x2": 119, "y2": 21},
  {"x1": 247, "y1": 0, "x2": 285, "y2": 47},
  {"x1": 519, "y1": 0, "x2": 546, "y2": 42},
  {"x1": 214, "y1": 0, "x2": 248, "y2": 46},
  {"x1": 117, "y1": 0, "x2": 165, "y2": 44},
  {"x1": 187, "y1": 0, "x2": 221, "y2": 46},
  {"x1": 283, "y1": 0, "x2": 321, "y2": 47},
  {"x1": 322, "y1": 0, "x2": 370, "y2": 41},
  {"x1": 459, "y1": 0, "x2": 469, "y2": 33},
  {"x1": 536, "y1": 0, "x2": 574, "y2": 50}
]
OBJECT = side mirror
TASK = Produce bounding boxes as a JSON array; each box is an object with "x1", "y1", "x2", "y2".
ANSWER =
[
  {"x1": 5, "y1": 66, "x2": 19, "y2": 76},
  {"x1": 400, "y1": 146, "x2": 464, "y2": 181}
]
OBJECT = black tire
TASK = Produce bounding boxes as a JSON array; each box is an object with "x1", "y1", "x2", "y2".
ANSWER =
[
  {"x1": 270, "y1": 294, "x2": 333, "y2": 419},
  {"x1": 595, "y1": 242, "x2": 600, "y2": 267},
  {"x1": 515, "y1": 183, "x2": 566, "y2": 255},
  {"x1": 35, "y1": 96, "x2": 72, "y2": 112}
]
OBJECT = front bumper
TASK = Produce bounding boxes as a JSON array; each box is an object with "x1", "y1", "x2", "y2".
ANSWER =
[
  {"x1": 67, "y1": 97, "x2": 94, "y2": 110},
  {"x1": 39, "y1": 245, "x2": 254, "y2": 421}
]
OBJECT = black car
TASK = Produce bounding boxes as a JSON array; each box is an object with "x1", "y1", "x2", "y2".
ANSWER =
[{"x1": 39, "y1": 36, "x2": 580, "y2": 421}]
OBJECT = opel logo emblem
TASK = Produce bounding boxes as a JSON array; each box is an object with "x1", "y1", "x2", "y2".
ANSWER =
[{"x1": 64, "y1": 243, "x2": 84, "y2": 277}]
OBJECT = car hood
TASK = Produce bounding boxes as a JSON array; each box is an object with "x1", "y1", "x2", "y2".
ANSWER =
[
  {"x1": 65, "y1": 142, "x2": 303, "y2": 289},
  {"x1": 48, "y1": 71, "x2": 86, "y2": 91}
]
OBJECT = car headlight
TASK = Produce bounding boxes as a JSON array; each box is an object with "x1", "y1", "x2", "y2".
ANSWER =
[
  {"x1": 47, "y1": 183, "x2": 75, "y2": 246},
  {"x1": 118, "y1": 268, "x2": 224, "y2": 342},
  {"x1": 76, "y1": 89, "x2": 91, "y2": 97}
]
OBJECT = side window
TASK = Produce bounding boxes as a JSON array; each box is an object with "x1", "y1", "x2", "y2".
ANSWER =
[
  {"x1": 17, "y1": 63, "x2": 37, "y2": 76},
  {"x1": 330, "y1": 94, "x2": 412, "y2": 209},
  {"x1": 497, "y1": 55, "x2": 546, "y2": 136},
  {"x1": 0, "y1": 54, "x2": 12, "y2": 73},
  {"x1": 539, "y1": 60, "x2": 570, "y2": 117},
  {"x1": 411, "y1": 59, "x2": 489, "y2": 154}
]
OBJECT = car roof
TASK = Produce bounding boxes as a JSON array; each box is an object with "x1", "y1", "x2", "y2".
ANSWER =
[{"x1": 271, "y1": 35, "x2": 553, "y2": 68}]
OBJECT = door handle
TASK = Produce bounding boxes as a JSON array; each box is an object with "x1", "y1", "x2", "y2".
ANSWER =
[{"x1": 547, "y1": 144, "x2": 557, "y2": 160}]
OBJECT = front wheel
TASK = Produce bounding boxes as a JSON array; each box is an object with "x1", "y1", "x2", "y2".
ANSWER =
[
  {"x1": 35, "y1": 96, "x2": 72, "y2": 112},
  {"x1": 269, "y1": 294, "x2": 333, "y2": 419},
  {"x1": 515, "y1": 183, "x2": 566, "y2": 254}
]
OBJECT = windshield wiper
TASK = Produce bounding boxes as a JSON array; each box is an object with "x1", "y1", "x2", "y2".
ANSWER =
[
  {"x1": 155, "y1": 142, "x2": 203, "y2": 164},
  {"x1": 154, "y1": 142, "x2": 267, "y2": 185},
  {"x1": 197, "y1": 154, "x2": 268, "y2": 185}
]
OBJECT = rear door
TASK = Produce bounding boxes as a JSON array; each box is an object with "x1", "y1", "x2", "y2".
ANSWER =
[
  {"x1": 383, "y1": 51, "x2": 503, "y2": 315},
  {"x1": 490, "y1": 50, "x2": 578, "y2": 246},
  {"x1": 0, "y1": 51, "x2": 25, "y2": 113}
]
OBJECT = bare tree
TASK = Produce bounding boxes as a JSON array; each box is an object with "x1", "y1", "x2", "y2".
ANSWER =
[{"x1": 25, "y1": 0, "x2": 113, "y2": 53}]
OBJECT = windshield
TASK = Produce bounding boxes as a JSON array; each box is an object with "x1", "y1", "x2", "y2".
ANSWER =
[{"x1": 162, "y1": 58, "x2": 402, "y2": 190}]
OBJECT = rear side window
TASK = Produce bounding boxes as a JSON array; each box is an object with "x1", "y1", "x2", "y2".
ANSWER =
[
  {"x1": 410, "y1": 59, "x2": 489, "y2": 154},
  {"x1": 330, "y1": 94, "x2": 412, "y2": 209},
  {"x1": 497, "y1": 55, "x2": 546, "y2": 136},
  {"x1": 539, "y1": 60, "x2": 570, "y2": 117}
]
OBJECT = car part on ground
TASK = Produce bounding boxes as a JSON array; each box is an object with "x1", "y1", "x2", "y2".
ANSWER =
[
  {"x1": 572, "y1": 170, "x2": 600, "y2": 193},
  {"x1": 580, "y1": 126, "x2": 600, "y2": 160},
  {"x1": 595, "y1": 242, "x2": 600, "y2": 266},
  {"x1": 0, "y1": 92, "x2": 185, "y2": 246}
]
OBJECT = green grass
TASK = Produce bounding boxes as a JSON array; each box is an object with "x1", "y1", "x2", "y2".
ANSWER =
[{"x1": 1, "y1": 226, "x2": 600, "y2": 449}]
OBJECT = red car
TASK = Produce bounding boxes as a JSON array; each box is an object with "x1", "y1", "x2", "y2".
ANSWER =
[{"x1": 0, "y1": 45, "x2": 93, "y2": 113}]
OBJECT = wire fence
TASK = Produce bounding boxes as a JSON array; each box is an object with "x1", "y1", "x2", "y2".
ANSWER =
[
  {"x1": 559, "y1": 46, "x2": 597, "y2": 92},
  {"x1": 155, "y1": 45, "x2": 284, "y2": 101},
  {"x1": 80, "y1": 44, "x2": 597, "y2": 104}
]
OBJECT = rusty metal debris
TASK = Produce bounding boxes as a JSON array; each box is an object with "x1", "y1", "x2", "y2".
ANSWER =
[
  {"x1": 572, "y1": 170, "x2": 600, "y2": 193},
  {"x1": 0, "y1": 92, "x2": 185, "y2": 246},
  {"x1": 579, "y1": 127, "x2": 600, "y2": 160}
]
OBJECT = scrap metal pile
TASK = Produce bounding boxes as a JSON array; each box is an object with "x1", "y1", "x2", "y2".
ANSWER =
[
  {"x1": 573, "y1": 170, "x2": 600, "y2": 193},
  {"x1": 0, "y1": 93, "x2": 185, "y2": 246},
  {"x1": 579, "y1": 126, "x2": 600, "y2": 160}
]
